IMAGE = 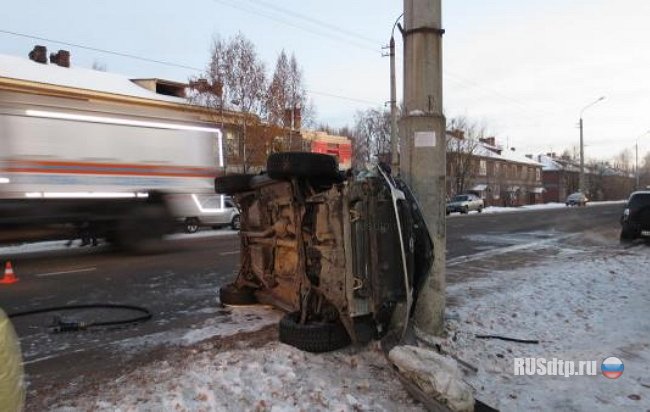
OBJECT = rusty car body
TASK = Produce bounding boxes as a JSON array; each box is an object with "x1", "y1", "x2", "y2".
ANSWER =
[{"x1": 215, "y1": 152, "x2": 433, "y2": 352}]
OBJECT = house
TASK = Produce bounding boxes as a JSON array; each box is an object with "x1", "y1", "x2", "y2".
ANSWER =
[
  {"x1": 536, "y1": 153, "x2": 634, "y2": 202},
  {"x1": 447, "y1": 134, "x2": 544, "y2": 206}
]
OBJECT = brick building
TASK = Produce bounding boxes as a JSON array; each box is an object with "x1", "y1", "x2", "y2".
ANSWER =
[{"x1": 447, "y1": 135, "x2": 545, "y2": 206}]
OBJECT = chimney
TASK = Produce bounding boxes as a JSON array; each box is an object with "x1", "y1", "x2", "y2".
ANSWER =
[
  {"x1": 28, "y1": 45, "x2": 48, "y2": 64},
  {"x1": 293, "y1": 106, "x2": 302, "y2": 130},
  {"x1": 480, "y1": 136, "x2": 496, "y2": 146},
  {"x1": 49, "y1": 50, "x2": 71, "y2": 68}
]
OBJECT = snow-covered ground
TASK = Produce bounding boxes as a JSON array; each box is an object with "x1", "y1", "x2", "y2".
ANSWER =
[
  {"x1": 440, "y1": 240, "x2": 650, "y2": 411},
  {"x1": 51, "y1": 341, "x2": 421, "y2": 412},
  {"x1": 46, "y1": 230, "x2": 649, "y2": 412},
  {"x1": 447, "y1": 200, "x2": 625, "y2": 217}
]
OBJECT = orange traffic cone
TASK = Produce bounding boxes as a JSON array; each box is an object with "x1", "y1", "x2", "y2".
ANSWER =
[{"x1": 0, "y1": 261, "x2": 19, "y2": 284}]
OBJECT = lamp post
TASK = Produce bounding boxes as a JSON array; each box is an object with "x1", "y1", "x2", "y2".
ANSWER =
[
  {"x1": 579, "y1": 96, "x2": 606, "y2": 193},
  {"x1": 636, "y1": 130, "x2": 650, "y2": 189},
  {"x1": 388, "y1": 13, "x2": 404, "y2": 173}
]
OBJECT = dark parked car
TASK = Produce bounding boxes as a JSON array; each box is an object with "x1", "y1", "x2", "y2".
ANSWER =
[
  {"x1": 565, "y1": 192, "x2": 589, "y2": 207},
  {"x1": 214, "y1": 154, "x2": 433, "y2": 352},
  {"x1": 620, "y1": 191, "x2": 650, "y2": 242}
]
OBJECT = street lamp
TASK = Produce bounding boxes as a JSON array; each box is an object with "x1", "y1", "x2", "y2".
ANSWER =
[
  {"x1": 636, "y1": 130, "x2": 650, "y2": 189},
  {"x1": 387, "y1": 13, "x2": 403, "y2": 173},
  {"x1": 579, "y1": 96, "x2": 606, "y2": 193}
]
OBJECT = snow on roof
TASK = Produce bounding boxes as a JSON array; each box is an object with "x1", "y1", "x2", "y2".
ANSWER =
[
  {"x1": 446, "y1": 134, "x2": 543, "y2": 167},
  {"x1": 0, "y1": 54, "x2": 187, "y2": 104}
]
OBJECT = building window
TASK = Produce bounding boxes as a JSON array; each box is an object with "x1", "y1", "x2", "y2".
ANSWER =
[
  {"x1": 536, "y1": 168, "x2": 541, "y2": 181},
  {"x1": 493, "y1": 184, "x2": 500, "y2": 199},
  {"x1": 479, "y1": 160, "x2": 487, "y2": 176}
]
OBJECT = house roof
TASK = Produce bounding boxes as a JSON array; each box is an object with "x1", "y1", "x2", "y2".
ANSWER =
[
  {"x1": 0, "y1": 54, "x2": 187, "y2": 104},
  {"x1": 446, "y1": 134, "x2": 543, "y2": 167}
]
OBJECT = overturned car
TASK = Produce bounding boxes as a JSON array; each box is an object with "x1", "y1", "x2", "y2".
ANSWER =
[{"x1": 215, "y1": 152, "x2": 433, "y2": 352}]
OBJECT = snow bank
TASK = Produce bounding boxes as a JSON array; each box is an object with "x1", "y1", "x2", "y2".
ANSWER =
[{"x1": 52, "y1": 342, "x2": 423, "y2": 412}]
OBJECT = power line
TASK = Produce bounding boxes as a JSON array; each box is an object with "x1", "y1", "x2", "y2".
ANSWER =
[
  {"x1": 0, "y1": 28, "x2": 379, "y2": 107},
  {"x1": 211, "y1": 0, "x2": 380, "y2": 54},
  {"x1": 0, "y1": 29, "x2": 204, "y2": 72},
  {"x1": 245, "y1": 0, "x2": 382, "y2": 46}
]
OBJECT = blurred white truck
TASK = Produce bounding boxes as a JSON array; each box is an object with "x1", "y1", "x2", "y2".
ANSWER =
[{"x1": 0, "y1": 95, "x2": 223, "y2": 249}]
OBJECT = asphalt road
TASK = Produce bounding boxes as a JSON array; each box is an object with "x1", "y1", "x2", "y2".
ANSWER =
[{"x1": 0, "y1": 202, "x2": 625, "y2": 408}]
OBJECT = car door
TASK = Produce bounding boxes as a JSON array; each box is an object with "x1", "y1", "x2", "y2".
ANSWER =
[{"x1": 199, "y1": 195, "x2": 229, "y2": 225}]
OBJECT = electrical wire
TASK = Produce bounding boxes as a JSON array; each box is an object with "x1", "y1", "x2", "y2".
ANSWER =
[
  {"x1": 8, "y1": 303, "x2": 152, "y2": 332},
  {"x1": 0, "y1": 29, "x2": 203, "y2": 72}
]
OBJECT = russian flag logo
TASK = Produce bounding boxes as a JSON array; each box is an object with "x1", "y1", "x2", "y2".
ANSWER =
[{"x1": 601, "y1": 357, "x2": 624, "y2": 379}]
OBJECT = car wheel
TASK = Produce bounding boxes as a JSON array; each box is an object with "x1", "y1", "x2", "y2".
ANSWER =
[
  {"x1": 185, "y1": 217, "x2": 199, "y2": 234},
  {"x1": 620, "y1": 226, "x2": 637, "y2": 244},
  {"x1": 478, "y1": 206, "x2": 483, "y2": 213},
  {"x1": 267, "y1": 152, "x2": 341, "y2": 182},
  {"x1": 462, "y1": 206, "x2": 469, "y2": 214},
  {"x1": 278, "y1": 312, "x2": 351, "y2": 353},
  {"x1": 214, "y1": 174, "x2": 254, "y2": 195},
  {"x1": 231, "y1": 215, "x2": 241, "y2": 230},
  {"x1": 219, "y1": 283, "x2": 257, "y2": 305}
]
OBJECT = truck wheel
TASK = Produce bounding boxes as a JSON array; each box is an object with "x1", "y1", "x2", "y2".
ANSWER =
[
  {"x1": 185, "y1": 217, "x2": 200, "y2": 234},
  {"x1": 278, "y1": 312, "x2": 351, "y2": 353},
  {"x1": 116, "y1": 204, "x2": 171, "y2": 253},
  {"x1": 219, "y1": 283, "x2": 257, "y2": 305},
  {"x1": 230, "y1": 215, "x2": 241, "y2": 230},
  {"x1": 267, "y1": 152, "x2": 341, "y2": 181},
  {"x1": 215, "y1": 174, "x2": 254, "y2": 195}
]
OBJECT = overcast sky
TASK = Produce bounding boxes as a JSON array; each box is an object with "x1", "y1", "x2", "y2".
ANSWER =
[{"x1": 2, "y1": 0, "x2": 649, "y2": 162}]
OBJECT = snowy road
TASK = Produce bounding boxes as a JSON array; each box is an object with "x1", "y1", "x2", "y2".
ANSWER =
[{"x1": 0, "y1": 202, "x2": 631, "y2": 410}]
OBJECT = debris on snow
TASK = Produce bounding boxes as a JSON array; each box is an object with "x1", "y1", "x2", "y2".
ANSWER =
[{"x1": 389, "y1": 345, "x2": 474, "y2": 412}]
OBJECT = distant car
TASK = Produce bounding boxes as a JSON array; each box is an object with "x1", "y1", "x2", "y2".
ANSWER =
[
  {"x1": 620, "y1": 191, "x2": 650, "y2": 243},
  {"x1": 181, "y1": 195, "x2": 240, "y2": 233},
  {"x1": 565, "y1": 192, "x2": 588, "y2": 207},
  {"x1": 446, "y1": 194, "x2": 484, "y2": 215}
]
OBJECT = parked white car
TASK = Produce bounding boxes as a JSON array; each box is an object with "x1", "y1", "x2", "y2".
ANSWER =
[
  {"x1": 180, "y1": 195, "x2": 240, "y2": 233},
  {"x1": 446, "y1": 194, "x2": 485, "y2": 215}
]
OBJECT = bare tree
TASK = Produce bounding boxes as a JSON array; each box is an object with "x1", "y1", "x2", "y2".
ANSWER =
[
  {"x1": 446, "y1": 116, "x2": 485, "y2": 195},
  {"x1": 191, "y1": 32, "x2": 268, "y2": 173},
  {"x1": 266, "y1": 51, "x2": 315, "y2": 129},
  {"x1": 353, "y1": 108, "x2": 391, "y2": 164},
  {"x1": 612, "y1": 148, "x2": 633, "y2": 173}
]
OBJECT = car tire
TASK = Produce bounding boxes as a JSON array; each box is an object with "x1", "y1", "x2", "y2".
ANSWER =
[
  {"x1": 219, "y1": 283, "x2": 257, "y2": 306},
  {"x1": 478, "y1": 206, "x2": 483, "y2": 213},
  {"x1": 185, "y1": 217, "x2": 199, "y2": 234},
  {"x1": 214, "y1": 174, "x2": 254, "y2": 195},
  {"x1": 267, "y1": 152, "x2": 341, "y2": 181},
  {"x1": 278, "y1": 312, "x2": 351, "y2": 353},
  {"x1": 462, "y1": 206, "x2": 469, "y2": 214},
  {"x1": 230, "y1": 215, "x2": 241, "y2": 230},
  {"x1": 620, "y1": 226, "x2": 637, "y2": 243}
]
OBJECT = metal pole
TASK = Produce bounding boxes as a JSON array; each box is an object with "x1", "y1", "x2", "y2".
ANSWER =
[
  {"x1": 401, "y1": 0, "x2": 446, "y2": 336},
  {"x1": 579, "y1": 117, "x2": 585, "y2": 193},
  {"x1": 578, "y1": 96, "x2": 605, "y2": 194},
  {"x1": 390, "y1": 36, "x2": 399, "y2": 172},
  {"x1": 634, "y1": 137, "x2": 639, "y2": 189}
]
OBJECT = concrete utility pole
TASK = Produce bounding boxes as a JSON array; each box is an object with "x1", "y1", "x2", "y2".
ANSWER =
[
  {"x1": 578, "y1": 96, "x2": 605, "y2": 193},
  {"x1": 400, "y1": 0, "x2": 446, "y2": 335}
]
